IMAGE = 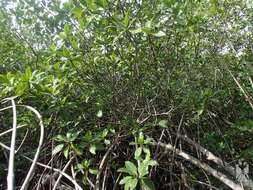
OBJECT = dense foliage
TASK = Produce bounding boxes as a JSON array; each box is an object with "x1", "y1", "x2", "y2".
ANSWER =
[{"x1": 0, "y1": 0, "x2": 253, "y2": 189}]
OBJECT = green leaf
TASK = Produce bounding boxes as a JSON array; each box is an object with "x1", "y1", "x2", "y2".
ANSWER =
[
  {"x1": 123, "y1": 11, "x2": 130, "y2": 28},
  {"x1": 83, "y1": 131, "x2": 93, "y2": 142},
  {"x1": 119, "y1": 176, "x2": 133, "y2": 185},
  {"x1": 97, "y1": 110, "x2": 103, "y2": 118},
  {"x1": 125, "y1": 161, "x2": 138, "y2": 176},
  {"x1": 68, "y1": 132, "x2": 79, "y2": 141},
  {"x1": 104, "y1": 139, "x2": 110, "y2": 145},
  {"x1": 72, "y1": 7, "x2": 83, "y2": 19},
  {"x1": 76, "y1": 163, "x2": 84, "y2": 171},
  {"x1": 63, "y1": 147, "x2": 69, "y2": 158},
  {"x1": 138, "y1": 132, "x2": 144, "y2": 145},
  {"x1": 52, "y1": 144, "x2": 64, "y2": 155},
  {"x1": 196, "y1": 103, "x2": 205, "y2": 116},
  {"x1": 64, "y1": 24, "x2": 71, "y2": 35},
  {"x1": 71, "y1": 144, "x2": 82, "y2": 155},
  {"x1": 130, "y1": 28, "x2": 142, "y2": 34},
  {"x1": 24, "y1": 67, "x2": 32, "y2": 81},
  {"x1": 147, "y1": 160, "x2": 158, "y2": 167},
  {"x1": 233, "y1": 120, "x2": 253, "y2": 133},
  {"x1": 138, "y1": 161, "x2": 149, "y2": 178},
  {"x1": 141, "y1": 177, "x2": 155, "y2": 190},
  {"x1": 85, "y1": 0, "x2": 97, "y2": 11},
  {"x1": 144, "y1": 138, "x2": 153, "y2": 145},
  {"x1": 145, "y1": 20, "x2": 152, "y2": 29},
  {"x1": 118, "y1": 167, "x2": 131, "y2": 174},
  {"x1": 143, "y1": 148, "x2": 151, "y2": 160},
  {"x1": 82, "y1": 159, "x2": 91, "y2": 168},
  {"x1": 15, "y1": 82, "x2": 28, "y2": 96},
  {"x1": 134, "y1": 147, "x2": 142, "y2": 160},
  {"x1": 153, "y1": 31, "x2": 166, "y2": 37},
  {"x1": 158, "y1": 120, "x2": 168, "y2": 128},
  {"x1": 97, "y1": 0, "x2": 108, "y2": 8},
  {"x1": 66, "y1": 132, "x2": 72, "y2": 140},
  {"x1": 101, "y1": 128, "x2": 108, "y2": 138},
  {"x1": 89, "y1": 168, "x2": 99, "y2": 175},
  {"x1": 89, "y1": 144, "x2": 97, "y2": 155},
  {"x1": 125, "y1": 178, "x2": 138, "y2": 190}
]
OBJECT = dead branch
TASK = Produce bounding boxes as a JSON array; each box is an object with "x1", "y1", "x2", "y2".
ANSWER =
[{"x1": 151, "y1": 141, "x2": 243, "y2": 190}]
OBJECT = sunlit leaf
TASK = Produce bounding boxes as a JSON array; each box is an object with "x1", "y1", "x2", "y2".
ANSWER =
[{"x1": 52, "y1": 144, "x2": 64, "y2": 155}]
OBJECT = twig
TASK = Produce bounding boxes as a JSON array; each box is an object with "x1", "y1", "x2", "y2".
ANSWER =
[
  {"x1": 14, "y1": 31, "x2": 39, "y2": 66},
  {"x1": 112, "y1": 173, "x2": 122, "y2": 190},
  {"x1": 180, "y1": 163, "x2": 194, "y2": 190},
  {"x1": 249, "y1": 77, "x2": 253, "y2": 89},
  {"x1": 36, "y1": 157, "x2": 54, "y2": 190},
  {"x1": 23, "y1": 156, "x2": 83, "y2": 190},
  {"x1": 228, "y1": 69, "x2": 253, "y2": 110},
  {"x1": 149, "y1": 129, "x2": 165, "y2": 177},
  {"x1": 87, "y1": 177, "x2": 95, "y2": 189},
  {"x1": 95, "y1": 136, "x2": 119, "y2": 190},
  {"x1": 52, "y1": 157, "x2": 74, "y2": 190},
  {"x1": 102, "y1": 166, "x2": 108, "y2": 190},
  {"x1": 192, "y1": 180, "x2": 220, "y2": 190},
  {"x1": 16, "y1": 128, "x2": 29, "y2": 153},
  {"x1": 71, "y1": 163, "x2": 78, "y2": 190}
]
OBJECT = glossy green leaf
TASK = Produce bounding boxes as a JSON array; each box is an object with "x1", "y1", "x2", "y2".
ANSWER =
[
  {"x1": 125, "y1": 178, "x2": 138, "y2": 190},
  {"x1": 158, "y1": 120, "x2": 168, "y2": 128},
  {"x1": 89, "y1": 144, "x2": 97, "y2": 155},
  {"x1": 125, "y1": 161, "x2": 138, "y2": 176},
  {"x1": 153, "y1": 31, "x2": 166, "y2": 37},
  {"x1": 89, "y1": 168, "x2": 99, "y2": 175},
  {"x1": 141, "y1": 177, "x2": 155, "y2": 190},
  {"x1": 134, "y1": 147, "x2": 142, "y2": 160},
  {"x1": 119, "y1": 176, "x2": 133, "y2": 185},
  {"x1": 72, "y1": 7, "x2": 83, "y2": 19},
  {"x1": 97, "y1": 110, "x2": 103, "y2": 118},
  {"x1": 138, "y1": 161, "x2": 149, "y2": 178},
  {"x1": 52, "y1": 144, "x2": 64, "y2": 155},
  {"x1": 63, "y1": 147, "x2": 70, "y2": 158}
]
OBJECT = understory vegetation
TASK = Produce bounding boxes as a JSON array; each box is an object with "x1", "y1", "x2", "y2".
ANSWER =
[{"x1": 0, "y1": 0, "x2": 253, "y2": 189}]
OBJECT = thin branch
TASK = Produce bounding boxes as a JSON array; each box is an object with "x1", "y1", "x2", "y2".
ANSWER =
[
  {"x1": 95, "y1": 136, "x2": 119, "y2": 190},
  {"x1": 23, "y1": 156, "x2": 83, "y2": 190},
  {"x1": 178, "y1": 134, "x2": 253, "y2": 188},
  {"x1": 0, "y1": 106, "x2": 15, "y2": 112},
  {"x1": 179, "y1": 134, "x2": 235, "y2": 174},
  {"x1": 0, "y1": 142, "x2": 13, "y2": 152},
  {"x1": 0, "y1": 102, "x2": 44, "y2": 189},
  {"x1": 16, "y1": 128, "x2": 29, "y2": 153},
  {"x1": 102, "y1": 166, "x2": 108, "y2": 190},
  {"x1": 0, "y1": 141, "x2": 81, "y2": 190},
  {"x1": 71, "y1": 163, "x2": 78, "y2": 190},
  {"x1": 20, "y1": 105, "x2": 44, "y2": 190},
  {"x1": 249, "y1": 77, "x2": 253, "y2": 90},
  {"x1": 228, "y1": 69, "x2": 253, "y2": 110},
  {"x1": 152, "y1": 141, "x2": 243, "y2": 190},
  {"x1": 14, "y1": 31, "x2": 39, "y2": 66},
  {"x1": 0, "y1": 125, "x2": 26, "y2": 137},
  {"x1": 36, "y1": 157, "x2": 55, "y2": 190},
  {"x1": 52, "y1": 157, "x2": 74, "y2": 190},
  {"x1": 7, "y1": 98, "x2": 17, "y2": 190}
]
